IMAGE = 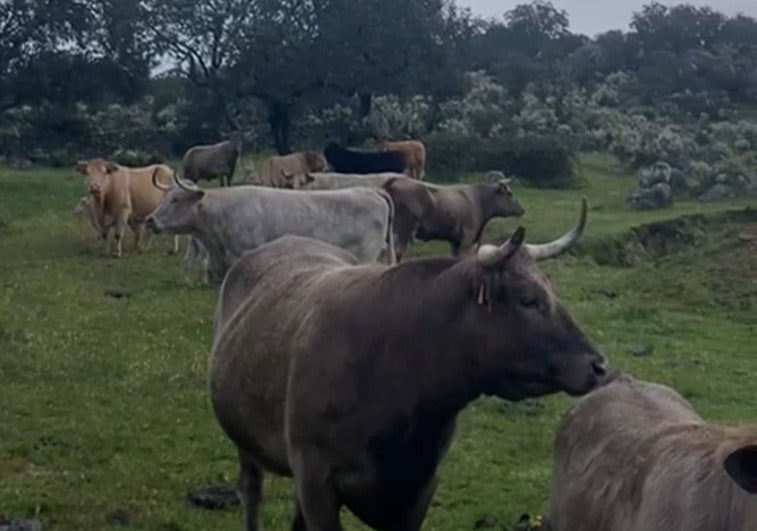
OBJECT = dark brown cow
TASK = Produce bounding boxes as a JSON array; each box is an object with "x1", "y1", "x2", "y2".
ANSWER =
[
  {"x1": 209, "y1": 198, "x2": 606, "y2": 530},
  {"x1": 548, "y1": 373, "x2": 757, "y2": 531},
  {"x1": 383, "y1": 177, "x2": 525, "y2": 260},
  {"x1": 181, "y1": 136, "x2": 242, "y2": 187}
]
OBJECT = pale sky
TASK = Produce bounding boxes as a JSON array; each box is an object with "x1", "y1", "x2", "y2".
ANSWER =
[{"x1": 458, "y1": 0, "x2": 757, "y2": 37}]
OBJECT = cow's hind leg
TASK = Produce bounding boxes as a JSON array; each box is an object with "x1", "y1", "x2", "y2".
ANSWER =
[
  {"x1": 291, "y1": 449, "x2": 343, "y2": 531},
  {"x1": 129, "y1": 220, "x2": 144, "y2": 253},
  {"x1": 237, "y1": 450, "x2": 264, "y2": 531},
  {"x1": 291, "y1": 495, "x2": 306, "y2": 531},
  {"x1": 382, "y1": 475, "x2": 439, "y2": 531}
]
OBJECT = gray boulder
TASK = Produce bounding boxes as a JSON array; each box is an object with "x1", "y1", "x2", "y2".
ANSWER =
[
  {"x1": 627, "y1": 182, "x2": 674, "y2": 210},
  {"x1": 699, "y1": 183, "x2": 735, "y2": 203},
  {"x1": 0, "y1": 517, "x2": 42, "y2": 531}
]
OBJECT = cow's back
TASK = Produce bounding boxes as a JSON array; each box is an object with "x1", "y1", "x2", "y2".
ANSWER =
[
  {"x1": 201, "y1": 186, "x2": 393, "y2": 269},
  {"x1": 549, "y1": 375, "x2": 757, "y2": 531},
  {"x1": 258, "y1": 153, "x2": 307, "y2": 187},
  {"x1": 210, "y1": 236, "x2": 360, "y2": 474},
  {"x1": 126, "y1": 164, "x2": 173, "y2": 220},
  {"x1": 306, "y1": 172, "x2": 408, "y2": 190}
]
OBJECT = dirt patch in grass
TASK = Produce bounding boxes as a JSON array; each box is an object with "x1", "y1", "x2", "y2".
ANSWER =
[{"x1": 584, "y1": 207, "x2": 757, "y2": 267}]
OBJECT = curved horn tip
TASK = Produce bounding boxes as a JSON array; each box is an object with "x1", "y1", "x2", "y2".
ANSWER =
[
  {"x1": 511, "y1": 226, "x2": 526, "y2": 247},
  {"x1": 577, "y1": 196, "x2": 588, "y2": 231}
]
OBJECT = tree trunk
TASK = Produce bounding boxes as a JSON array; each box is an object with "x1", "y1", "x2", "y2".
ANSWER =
[
  {"x1": 358, "y1": 92, "x2": 373, "y2": 118},
  {"x1": 267, "y1": 101, "x2": 291, "y2": 155}
]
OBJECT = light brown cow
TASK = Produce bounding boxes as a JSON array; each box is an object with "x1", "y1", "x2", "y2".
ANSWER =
[
  {"x1": 548, "y1": 373, "x2": 757, "y2": 531},
  {"x1": 74, "y1": 159, "x2": 180, "y2": 257},
  {"x1": 257, "y1": 151, "x2": 329, "y2": 188},
  {"x1": 378, "y1": 139, "x2": 427, "y2": 180}
]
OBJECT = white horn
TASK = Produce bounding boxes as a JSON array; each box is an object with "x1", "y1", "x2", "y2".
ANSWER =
[
  {"x1": 173, "y1": 170, "x2": 200, "y2": 192},
  {"x1": 525, "y1": 197, "x2": 588, "y2": 261},
  {"x1": 477, "y1": 226, "x2": 526, "y2": 267},
  {"x1": 152, "y1": 169, "x2": 172, "y2": 191}
]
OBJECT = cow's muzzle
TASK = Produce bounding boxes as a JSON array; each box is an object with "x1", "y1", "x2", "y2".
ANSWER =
[
  {"x1": 561, "y1": 353, "x2": 609, "y2": 397},
  {"x1": 145, "y1": 216, "x2": 161, "y2": 234}
]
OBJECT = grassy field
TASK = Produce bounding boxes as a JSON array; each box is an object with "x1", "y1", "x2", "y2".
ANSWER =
[{"x1": 1, "y1": 154, "x2": 756, "y2": 530}]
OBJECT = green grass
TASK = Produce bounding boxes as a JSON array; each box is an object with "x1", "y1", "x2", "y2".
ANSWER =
[{"x1": 1, "y1": 155, "x2": 756, "y2": 530}]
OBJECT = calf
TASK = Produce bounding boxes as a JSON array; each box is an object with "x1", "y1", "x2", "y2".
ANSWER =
[
  {"x1": 383, "y1": 177, "x2": 525, "y2": 260},
  {"x1": 73, "y1": 195, "x2": 105, "y2": 244},
  {"x1": 548, "y1": 373, "x2": 757, "y2": 531}
]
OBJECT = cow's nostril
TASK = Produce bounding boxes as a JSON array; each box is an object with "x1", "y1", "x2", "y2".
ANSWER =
[{"x1": 592, "y1": 360, "x2": 607, "y2": 377}]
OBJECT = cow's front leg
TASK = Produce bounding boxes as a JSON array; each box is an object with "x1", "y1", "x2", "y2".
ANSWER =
[
  {"x1": 113, "y1": 212, "x2": 129, "y2": 258},
  {"x1": 168, "y1": 235, "x2": 180, "y2": 255},
  {"x1": 237, "y1": 450, "x2": 264, "y2": 531}
]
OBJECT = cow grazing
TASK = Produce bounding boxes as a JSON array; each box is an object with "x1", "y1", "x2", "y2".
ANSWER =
[
  {"x1": 257, "y1": 151, "x2": 329, "y2": 188},
  {"x1": 75, "y1": 159, "x2": 180, "y2": 258},
  {"x1": 377, "y1": 139, "x2": 427, "y2": 180},
  {"x1": 180, "y1": 136, "x2": 242, "y2": 187},
  {"x1": 324, "y1": 141, "x2": 406, "y2": 174},
  {"x1": 383, "y1": 177, "x2": 525, "y2": 260},
  {"x1": 209, "y1": 199, "x2": 606, "y2": 530},
  {"x1": 146, "y1": 173, "x2": 396, "y2": 282},
  {"x1": 282, "y1": 171, "x2": 409, "y2": 190},
  {"x1": 548, "y1": 373, "x2": 757, "y2": 531}
]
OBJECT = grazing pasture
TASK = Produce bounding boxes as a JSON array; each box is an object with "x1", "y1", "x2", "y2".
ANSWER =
[{"x1": 1, "y1": 154, "x2": 756, "y2": 530}]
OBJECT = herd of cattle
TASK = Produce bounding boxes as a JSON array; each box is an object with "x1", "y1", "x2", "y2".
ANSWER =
[{"x1": 66, "y1": 137, "x2": 757, "y2": 530}]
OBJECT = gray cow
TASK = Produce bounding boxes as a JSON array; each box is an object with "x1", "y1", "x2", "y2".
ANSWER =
[
  {"x1": 281, "y1": 171, "x2": 409, "y2": 190},
  {"x1": 548, "y1": 373, "x2": 757, "y2": 531},
  {"x1": 210, "y1": 199, "x2": 607, "y2": 530},
  {"x1": 181, "y1": 136, "x2": 242, "y2": 187},
  {"x1": 146, "y1": 173, "x2": 395, "y2": 282},
  {"x1": 383, "y1": 177, "x2": 525, "y2": 260}
]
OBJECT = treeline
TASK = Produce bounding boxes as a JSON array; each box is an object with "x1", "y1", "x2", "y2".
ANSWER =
[{"x1": 1, "y1": 0, "x2": 757, "y2": 186}]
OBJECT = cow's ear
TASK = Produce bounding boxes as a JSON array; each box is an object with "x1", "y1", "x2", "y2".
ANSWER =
[
  {"x1": 724, "y1": 444, "x2": 757, "y2": 494},
  {"x1": 74, "y1": 161, "x2": 88, "y2": 174},
  {"x1": 105, "y1": 162, "x2": 119, "y2": 174}
]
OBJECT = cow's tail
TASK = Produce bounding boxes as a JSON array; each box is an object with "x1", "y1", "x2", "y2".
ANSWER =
[{"x1": 375, "y1": 188, "x2": 397, "y2": 265}]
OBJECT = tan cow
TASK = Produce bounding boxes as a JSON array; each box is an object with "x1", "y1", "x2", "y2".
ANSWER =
[
  {"x1": 74, "y1": 159, "x2": 180, "y2": 257},
  {"x1": 548, "y1": 373, "x2": 757, "y2": 531},
  {"x1": 257, "y1": 151, "x2": 329, "y2": 188},
  {"x1": 377, "y1": 139, "x2": 427, "y2": 180}
]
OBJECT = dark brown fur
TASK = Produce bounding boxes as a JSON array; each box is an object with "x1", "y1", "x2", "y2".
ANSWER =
[
  {"x1": 383, "y1": 177, "x2": 525, "y2": 260},
  {"x1": 211, "y1": 214, "x2": 605, "y2": 530}
]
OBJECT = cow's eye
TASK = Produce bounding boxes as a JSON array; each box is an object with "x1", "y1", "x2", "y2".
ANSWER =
[{"x1": 520, "y1": 296, "x2": 539, "y2": 308}]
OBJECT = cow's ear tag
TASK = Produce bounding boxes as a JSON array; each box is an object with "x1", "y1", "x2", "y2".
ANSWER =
[{"x1": 476, "y1": 283, "x2": 492, "y2": 313}]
